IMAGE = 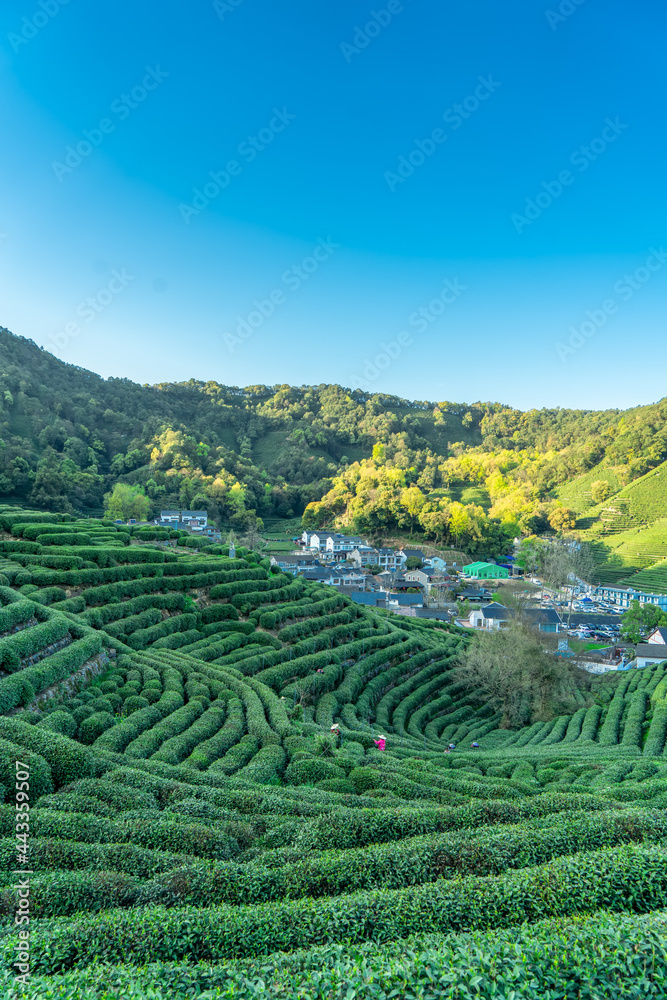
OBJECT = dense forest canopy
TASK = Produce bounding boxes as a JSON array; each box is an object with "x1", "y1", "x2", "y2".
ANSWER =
[{"x1": 2, "y1": 327, "x2": 667, "y2": 555}]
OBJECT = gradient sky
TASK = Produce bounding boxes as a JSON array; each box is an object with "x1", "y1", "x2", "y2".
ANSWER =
[{"x1": 0, "y1": 0, "x2": 664, "y2": 409}]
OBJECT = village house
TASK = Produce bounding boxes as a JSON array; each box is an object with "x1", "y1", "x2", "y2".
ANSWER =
[
  {"x1": 300, "y1": 566, "x2": 342, "y2": 585},
  {"x1": 270, "y1": 553, "x2": 321, "y2": 575},
  {"x1": 325, "y1": 535, "x2": 365, "y2": 559},
  {"x1": 458, "y1": 586, "x2": 493, "y2": 602},
  {"x1": 465, "y1": 604, "x2": 563, "y2": 633},
  {"x1": 336, "y1": 564, "x2": 367, "y2": 587},
  {"x1": 463, "y1": 561, "x2": 509, "y2": 580},
  {"x1": 160, "y1": 510, "x2": 208, "y2": 531},
  {"x1": 635, "y1": 643, "x2": 667, "y2": 669},
  {"x1": 350, "y1": 591, "x2": 424, "y2": 610},
  {"x1": 403, "y1": 567, "x2": 446, "y2": 594},
  {"x1": 594, "y1": 585, "x2": 667, "y2": 612},
  {"x1": 375, "y1": 547, "x2": 403, "y2": 570},
  {"x1": 349, "y1": 546, "x2": 401, "y2": 571},
  {"x1": 201, "y1": 525, "x2": 221, "y2": 541},
  {"x1": 307, "y1": 531, "x2": 336, "y2": 552}
]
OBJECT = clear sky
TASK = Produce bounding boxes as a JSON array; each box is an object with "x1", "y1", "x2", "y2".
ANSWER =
[{"x1": 0, "y1": 0, "x2": 664, "y2": 409}]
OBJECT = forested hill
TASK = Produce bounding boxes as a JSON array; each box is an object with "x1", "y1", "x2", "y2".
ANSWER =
[{"x1": 1, "y1": 327, "x2": 667, "y2": 557}]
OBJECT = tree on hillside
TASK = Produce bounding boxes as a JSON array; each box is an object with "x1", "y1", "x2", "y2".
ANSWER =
[
  {"x1": 539, "y1": 541, "x2": 573, "y2": 595},
  {"x1": 539, "y1": 539, "x2": 595, "y2": 626},
  {"x1": 103, "y1": 483, "x2": 150, "y2": 522},
  {"x1": 455, "y1": 618, "x2": 588, "y2": 728},
  {"x1": 590, "y1": 480, "x2": 611, "y2": 504},
  {"x1": 515, "y1": 536, "x2": 543, "y2": 576},
  {"x1": 548, "y1": 506, "x2": 577, "y2": 532},
  {"x1": 241, "y1": 518, "x2": 265, "y2": 553},
  {"x1": 449, "y1": 503, "x2": 474, "y2": 549},
  {"x1": 621, "y1": 600, "x2": 667, "y2": 644}
]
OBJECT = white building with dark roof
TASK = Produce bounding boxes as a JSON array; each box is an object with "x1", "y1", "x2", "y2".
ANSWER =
[
  {"x1": 160, "y1": 510, "x2": 208, "y2": 531},
  {"x1": 636, "y1": 643, "x2": 667, "y2": 669}
]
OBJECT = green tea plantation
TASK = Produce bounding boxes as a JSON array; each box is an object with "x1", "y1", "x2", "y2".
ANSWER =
[{"x1": 1, "y1": 508, "x2": 667, "y2": 998}]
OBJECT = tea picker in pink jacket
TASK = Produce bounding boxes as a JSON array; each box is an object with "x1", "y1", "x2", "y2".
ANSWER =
[{"x1": 373, "y1": 735, "x2": 386, "y2": 751}]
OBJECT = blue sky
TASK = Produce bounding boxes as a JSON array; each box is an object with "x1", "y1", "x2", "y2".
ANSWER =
[{"x1": 0, "y1": 0, "x2": 664, "y2": 409}]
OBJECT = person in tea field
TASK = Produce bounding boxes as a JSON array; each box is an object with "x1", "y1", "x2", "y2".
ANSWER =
[
  {"x1": 471, "y1": 741, "x2": 480, "y2": 749},
  {"x1": 373, "y1": 735, "x2": 386, "y2": 751},
  {"x1": 330, "y1": 724, "x2": 341, "y2": 746}
]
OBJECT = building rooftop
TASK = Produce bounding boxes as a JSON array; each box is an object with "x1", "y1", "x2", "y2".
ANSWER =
[
  {"x1": 479, "y1": 604, "x2": 562, "y2": 625},
  {"x1": 636, "y1": 643, "x2": 667, "y2": 659},
  {"x1": 161, "y1": 510, "x2": 207, "y2": 518},
  {"x1": 525, "y1": 608, "x2": 562, "y2": 625},
  {"x1": 481, "y1": 604, "x2": 512, "y2": 620},
  {"x1": 349, "y1": 592, "x2": 388, "y2": 607},
  {"x1": 387, "y1": 593, "x2": 424, "y2": 606},
  {"x1": 459, "y1": 587, "x2": 490, "y2": 599}
]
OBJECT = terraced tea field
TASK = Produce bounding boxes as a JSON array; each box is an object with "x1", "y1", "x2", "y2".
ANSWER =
[{"x1": 2, "y1": 507, "x2": 667, "y2": 997}]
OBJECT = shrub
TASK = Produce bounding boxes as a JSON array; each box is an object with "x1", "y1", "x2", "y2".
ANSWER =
[
  {"x1": 124, "y1": 701, "x2": 205, "y2": 759},
  {"x1": 17, "y1": 843, "x2": 667, "y2": 971},
  {"x1": 72, "y1": 705, "x2": 95, "y2": 727},
  {"x1": 0, "y1": 738, "x2": 53, "y2": 802},
  {"x1": 105, "y1": 608, "x2": 163, "y2": 638},
  {"x1": 318, "y1": 778, "x2": 356, "y2": 794},
  {"x1": 184, "y1": 697, "x2": 244, "y2": 769},
  {"x1": 0, "y1": 634, "x2": 104, "y2": 713},
  {"x1": 126, "y1": 614, "x2": 199, "y2": 651},
  {"x1": 37, "y1": 532, "x2": 91, "y2": 546},
  {"x1": 0, "y1": 617, "x2": 71, "y2": 672},
  {"x1": 620, "y1": 690, "x2": 648, "y2": 749},
  {"x1": 0, "y1": 600, "x2": 37, "y2": 633},
  {"x1": 79, "y1": 712, "x2": 116, "y2": 744},
  {"x1": 235, "y1": 744, "x2": 286, "y2": 785},
  {"x1": 644, "y1": 700, "x2": 667, "y2": 756},
  {"x1": 199, "y1": 604, "x2": 240, "y2": 624},
  {"x1": 37, "y1": 711, "x2": 77, "y2": 738},
  {"x1": 0, "y1": 718, "x2": 93, "y2": 786},
  {"x1": 285, "y1": 757, "x2": 347, "y2": 786},
  {"x1": 349, "y1": 766, "x2": 382, "y2": 794},
  {"x1": 579, "y1": 704, "x2": 604, "y2": 741},
  {"x1": 123, "y1": 696, "x2": 150, "y2": 714},
  {"x1": 151, "y1": 704, "x2": 228, "y2": 766},
  {"x1": 30, "y1": 586, "x2": 68, "y2": 605}
]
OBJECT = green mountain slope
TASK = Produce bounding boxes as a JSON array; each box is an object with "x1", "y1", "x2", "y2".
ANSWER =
[
  {"x1": 2, "y1": 325, "x2": 667, "y2": 566},
  {"x1": 2, "y1": 506, "x2": 667, "y2": 995}
]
